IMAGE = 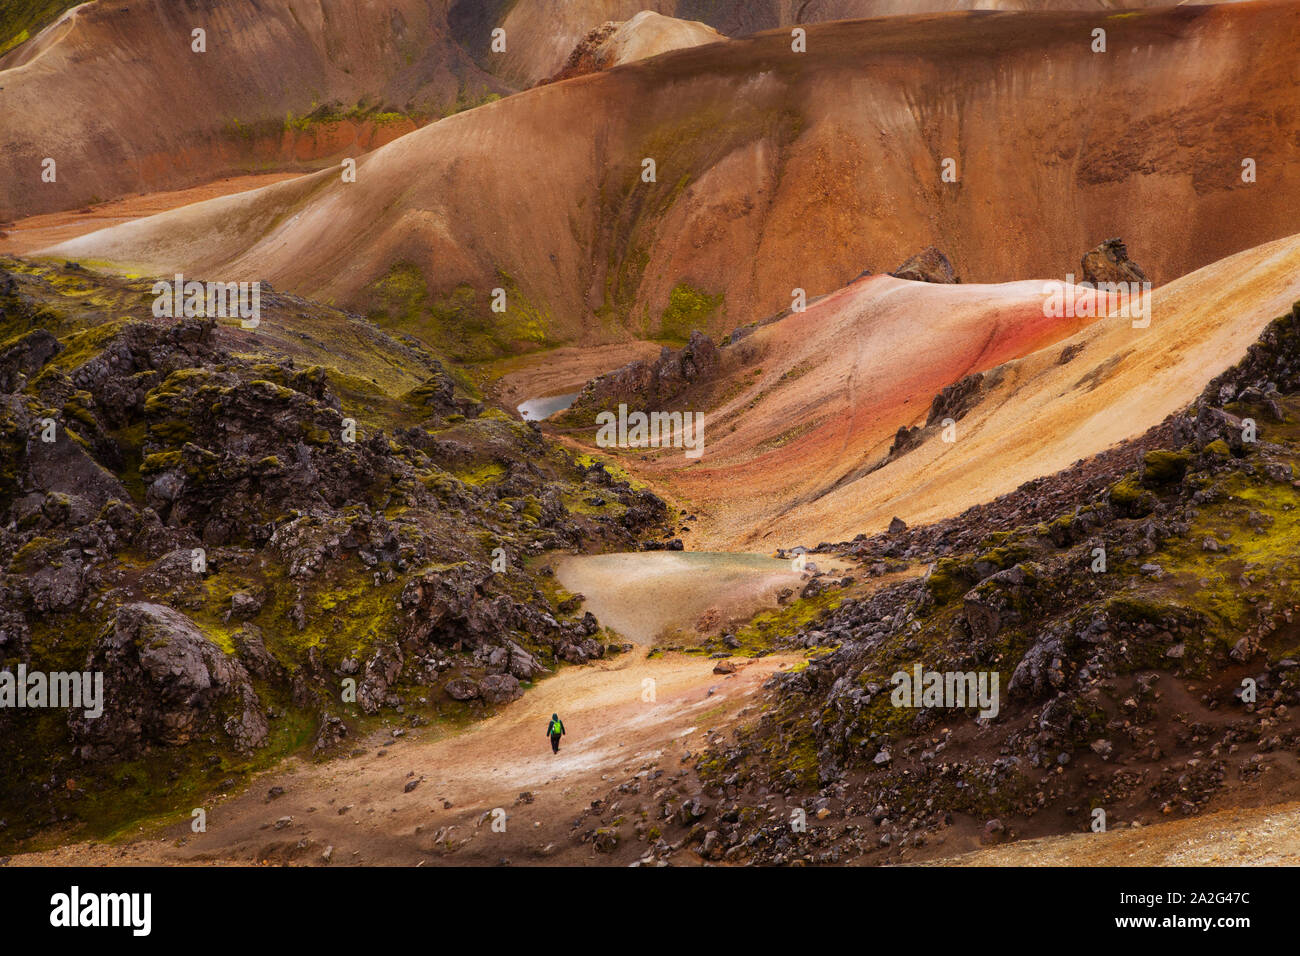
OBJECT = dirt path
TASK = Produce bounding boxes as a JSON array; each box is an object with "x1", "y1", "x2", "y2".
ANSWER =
[
  {"x1": 12, "y1": 650, "x2": 793, "y2": 867},
  {"x1": 6, "y1": 549, "x2": 858, "y2": 867}
]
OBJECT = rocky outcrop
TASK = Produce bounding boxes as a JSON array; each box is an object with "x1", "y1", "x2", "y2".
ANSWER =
[
  {"x1": 70, "y1": 603, "x2": 269, "y2": 760},
  {"x1": 566, "y1": 330, "x2": 719, "y2": 418},
  {"x1": 927, "y1": 365, "x2": 1006, "y2": 426},
  {"x1": 890, "y1": 247, "x2": 958, "y2": 284},
  {"x1": 1079, "y1": 238, "x2": 1149, "y2": 286},
  {"x1": 884, "y1": 366, "x2": 1004, "y2": 461},
  {"x1": 0, "y1": 329, "x2": 60, "y2": 392},
  {"x1": 546, "y1": 21, "x2": 621, "y2": 83}
]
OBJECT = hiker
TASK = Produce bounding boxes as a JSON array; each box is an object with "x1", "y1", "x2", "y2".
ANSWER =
[{"x1": 546, "y1": 713, "x2": 565, "y2": 754}]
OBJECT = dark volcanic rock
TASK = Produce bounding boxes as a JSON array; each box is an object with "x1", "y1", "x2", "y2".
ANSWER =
[
  {"x1": 480, "y1": 673, "x2": 523, "y2": 705},
  {"x1": 0, "y1": 260, "x2": 675, "y2": 842},
  {"x1": 70, "y1": 603, "x2": 268, "y2": 760},
  {"x1": 444, "y1": 678, "x2": 480, "y2": 701},
  {"x1": 0, "y1": 329, "x2": 60, "y2": 391},
  {"x1": 927, "y1": 367, "x2": 1004, "y2": 426},
  {"x1": 566, "y1": 330, "x2": 719, "y2": 417}
]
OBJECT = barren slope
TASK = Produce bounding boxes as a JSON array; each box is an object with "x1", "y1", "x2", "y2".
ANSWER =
[
  {"x1": 633, "y1": 231, "x2": 1300, "y2": 548},
  {"x1": 42, "y1": 3, "x2": 1300, "y2": 353},
  {"x1": 0, "y1": 173, "x2": 298, "y2": 256},
  {"x1": 571, "y1": 273, "x2": 1105, "y2": 545},
  {"x1": 0, "y1": 0, "x2": 511, "y2": 219}
]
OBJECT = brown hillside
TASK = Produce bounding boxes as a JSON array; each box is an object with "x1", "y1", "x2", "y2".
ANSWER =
[
  {"x1": 43, "y1": 3, "x2": 1300, "y2": 354},
  {"x1": 0, "y1": 0, "x2": 512, "y2": 219}
]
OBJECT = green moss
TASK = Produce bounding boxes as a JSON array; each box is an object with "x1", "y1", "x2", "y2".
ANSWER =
[
  {"x1": 283, "y1": 102, "x2": 424, "y2": 133},
  {"x1": 573, "y1": 452, "x2": 653, "y2": 493},
  {"x1": 140, "y1": 450, "x2": 182, "y2": 474},
  {"x1": 597, "y1": 106, "x2": 799, "y2": 325},
  {"x1": 659, "y1": 283, "x2": 724, "y2": 343},
  {"x1": 42, "y1": 320, "x2": 127, "y2": 376},
  {"x1": 364, "y1": 263, "x2": 553, "y2": 362},
  {"x1": 726, "y1": 588, "x2": 846, "y2": 655},
  {"x1": 561, "y1": 489, "x2": 627, "y2": 519},
  {"x1": 455, "y1": 462, "x2": 506, "y2": 486},
  {"x1": 492, "y1": 270, "x2": 553, "y2": 349},
  {"x1": 1108, "y1": 473, "x2": 1155, "y2": 516},
  {"x1": 1142, "y1": 449, "x2": 1190, "y2": 484},
  {"x1": 0, "y1": 1, "x2": 80, "y2": 56},
  {"x1": 11, "y1": 535, "x2": 59, "y2": 573},
  {"x1": 1141, "y1": 466, "x2": 1300, "y2": 657},
  {"x1": 304, "y1": 421, "x2": 336, "y2": 445},
  {"x1": 925, "y1": 545, "x2": 1031, "y2": 606}
]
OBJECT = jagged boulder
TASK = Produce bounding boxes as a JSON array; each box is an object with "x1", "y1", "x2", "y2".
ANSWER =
[
  {"x1": 504, "y1": 640, "x2": 549, "y2": 680},
  {"x1": 444, "y1": 677, "x2": 480, "y2": 701},
  {"x1": 357, "y1": 647, "x2": 403, "y2": 713},
  {"x1": 27, "y1": 559, "x2": 90, "y2": 613},
  {"x1": 1079, "y1": 238, "x2": 1148, "y2": 286},
  {"x1": 69, "y1": 318, "x2": 219, "y2": 428},
  {"x1": 1173, "y1": 402, "x2": 1249, "y2": 454},
  {"x1": 70, "y1": 602, "x2": 268, "y2": 759},
  {"x1": 962, "y1": 565, "x2": 1033, "y2": 648},
  {"x1": 928, "y1": 366, "x2": 1005, "y2": 425},
  {"x1": 402, "y1": 362, "x2": 481, "y2": 420},
  {"x1": 480, "y1": 673, "x2": 523, "y2": 705}
]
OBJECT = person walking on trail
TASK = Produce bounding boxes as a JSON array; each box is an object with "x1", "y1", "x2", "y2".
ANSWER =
[{"x1": 547, "y1": 713, "x2": 565, "y2": 754}]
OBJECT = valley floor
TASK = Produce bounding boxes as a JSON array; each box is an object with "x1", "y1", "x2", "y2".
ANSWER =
[{"x1": 11, "y1": 650, "x2": 791, "y2": 866}]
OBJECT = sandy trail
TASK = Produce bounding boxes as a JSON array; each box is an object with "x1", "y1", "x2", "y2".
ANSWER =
[{"x1": 15, "y1": 652, "x2": 791, "y2": 867}]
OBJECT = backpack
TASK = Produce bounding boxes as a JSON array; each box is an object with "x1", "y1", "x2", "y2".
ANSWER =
[{"x1": 550, "y1": 719, "x2": 562, "y2": 736}]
